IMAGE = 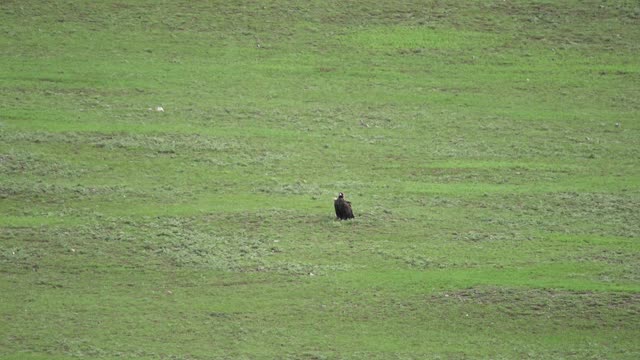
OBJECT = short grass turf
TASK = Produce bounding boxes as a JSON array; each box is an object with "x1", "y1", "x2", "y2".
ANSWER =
[{"x1": 1, "y1": 1, "x2": 639, "y2": 359}]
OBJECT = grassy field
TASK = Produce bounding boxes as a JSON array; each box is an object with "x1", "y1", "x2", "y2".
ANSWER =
[{"x1": 1, "y1": 0, "x2": 639, "y2": 358}]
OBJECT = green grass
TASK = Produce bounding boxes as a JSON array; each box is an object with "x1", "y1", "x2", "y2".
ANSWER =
[{"x1": 1, "y1": 0, "x2": 639, "y2": 358}]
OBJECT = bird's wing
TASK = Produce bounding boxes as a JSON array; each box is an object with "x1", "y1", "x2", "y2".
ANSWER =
[{"x1": 345, "y1": 202, "x2": 354, "y2": 218}]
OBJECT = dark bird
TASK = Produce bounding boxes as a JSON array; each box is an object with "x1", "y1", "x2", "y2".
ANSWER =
[{"x1": 334, "y1": 192, "x2": 354, "y2": 220}]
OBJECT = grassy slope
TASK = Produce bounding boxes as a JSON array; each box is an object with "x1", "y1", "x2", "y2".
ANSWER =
[{"x1": 1, "y1": 0, "x2": 639, "y2": 358}]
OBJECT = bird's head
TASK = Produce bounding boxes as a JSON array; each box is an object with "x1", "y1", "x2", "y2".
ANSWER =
[{"x1": 338, "y1": 192, "x2": 344, "y2": 198}]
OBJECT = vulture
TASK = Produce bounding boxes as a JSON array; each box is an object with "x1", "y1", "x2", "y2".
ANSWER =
[{"x1": 334, "y1": 192, "x2": 355, "y2": 220}]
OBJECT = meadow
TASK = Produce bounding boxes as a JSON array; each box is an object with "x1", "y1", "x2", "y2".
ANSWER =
[{"x1": 1, "y1": 1, "x2": 639, "y2": 358}]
